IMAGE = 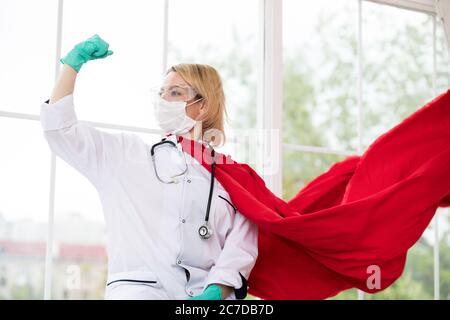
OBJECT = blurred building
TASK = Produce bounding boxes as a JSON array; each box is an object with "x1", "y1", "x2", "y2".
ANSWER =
[{"x1": 0, "y1": 213, "x2": 107, "y2": 299}]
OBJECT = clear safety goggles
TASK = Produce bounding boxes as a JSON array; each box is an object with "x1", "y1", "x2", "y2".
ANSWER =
[{"x1": 150, "y1": 84, "x2": 201, "y2": 103}]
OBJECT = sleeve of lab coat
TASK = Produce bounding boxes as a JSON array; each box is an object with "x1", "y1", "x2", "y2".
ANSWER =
[
  {"x1": 39, "y1": 94, "x2": 126, "y2": 188},
  {"x1": 204, "y1": 208, "x2": 259, "y2": 299}
]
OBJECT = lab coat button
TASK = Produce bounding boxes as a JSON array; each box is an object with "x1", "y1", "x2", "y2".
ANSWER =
[
  {"x1": 181, "y1": 219, "x2": 186, "y2": 223},
  {"x1": 189, "y1": 291, "x2": 194, "y2": 296},
  {"x1": 187, "y1": 179, "x2": 191, "y2": 183},
  {"x1": 177, "y1": 259, "x2": 182, "y2": 265}
]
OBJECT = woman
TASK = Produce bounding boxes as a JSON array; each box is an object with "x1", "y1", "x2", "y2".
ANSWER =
[{"x1": 39, "y1": 34, "x2": 258, "y2": 300}]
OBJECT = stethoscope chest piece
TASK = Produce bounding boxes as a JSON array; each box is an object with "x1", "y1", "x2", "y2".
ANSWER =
[{"x1": 198, "y1": 222, "x2": 213, "y2": 239}]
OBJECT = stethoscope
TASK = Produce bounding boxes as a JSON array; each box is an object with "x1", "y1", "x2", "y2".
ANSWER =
[{"x1": 150, "y1": 136, "x2": 216, "y2": 240}]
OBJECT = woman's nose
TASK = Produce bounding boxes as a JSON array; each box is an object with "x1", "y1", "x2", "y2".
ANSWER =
[{"x1": 160, "y1": 92, "x2": 170, "y2": 101}]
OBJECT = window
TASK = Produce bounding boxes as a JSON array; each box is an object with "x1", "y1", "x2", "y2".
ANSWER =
[
  {"x1": 61, "y1": 0, "x2": 165, "y2": 129},
  {"x1": 282, "y1": 0, "x2": 450, "y2": 300},
  {"x1": 167, "y1": 0, "x2": 259, "y2": 165},
  {"x1": 0, "y1": 118, "x2": 50, "y2": 299},
  {"x1": 168, "y1": 0, "x2": 260, "y2": 298},
  {"x1": 362, "y1": 1, "x2": 434, "y2": 299},
  {"x1": 0, "y1": 0, "x2": 57, "y2": 114},
  {"x1": 0, "y1": 0, "x2": 448, "y2": 300}
]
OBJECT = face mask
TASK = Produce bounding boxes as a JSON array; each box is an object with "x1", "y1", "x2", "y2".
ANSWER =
[{"x1": 153, "y1": 97, "x2": 203, "y2": 135}]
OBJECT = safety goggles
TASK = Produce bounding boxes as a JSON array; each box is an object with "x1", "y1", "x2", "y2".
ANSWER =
[{"x1": 150, "y1": 84, "x2": 201, "y2": 103}]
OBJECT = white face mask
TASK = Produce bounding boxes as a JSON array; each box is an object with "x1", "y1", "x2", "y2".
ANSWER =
[{"x1": 153, "y1": 97, "x2": 203, "y2": 135}]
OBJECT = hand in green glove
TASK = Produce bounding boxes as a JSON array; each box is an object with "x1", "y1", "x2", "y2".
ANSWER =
[
  {"x1": 187, "y1": 284, "x2": 222, "y2": 300},
  {"x1": 60, "y1": 34, "x2": 113, "y2": 72}
]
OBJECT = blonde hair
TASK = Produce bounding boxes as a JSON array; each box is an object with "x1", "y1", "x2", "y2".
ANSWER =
[{"x1": 166, "y1": 63, "x2": 228, "y2": 147}]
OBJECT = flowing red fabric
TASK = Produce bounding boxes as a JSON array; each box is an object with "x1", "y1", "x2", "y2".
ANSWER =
[{"x1": 178, "y1": 89, "x2": 450, "y2": 300}]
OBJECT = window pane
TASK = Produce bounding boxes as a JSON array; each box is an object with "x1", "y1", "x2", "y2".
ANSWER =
[
  {"x1": 282, "y1": 150, "x2": 347, "y2": 201},
  {"x1": 283, "y1": 0, "x2": 358, "y2": 151},
  {"x1": 361, "y1": 4, "x2": 435, "y2": 299},
  {"x1": 362, "y1": 2, "x2": 434, "y2": 149},
  {"x1": 283, "y1": 148, "x2": 356, "y2": 299},
  {"x1": 51, "y1": 158, "x2": 107, "y2": 299},
  {"x1": 167, "y1": 0, "x2": 259, "y2": 166},
  {"x1": 0, "y1": 0, "x2": 57, "y2": 115},
  {"x1": 61, "y1": 0, "x2": 165, "y2": 129},
  {"x1": 437, "y1": 18, "x2": 450, "y2": 93},
  {"x1": 50, "y1": 129, "x2": 158, "y2": 299},
  {"x1": 0, "y1": 118, "x2": 51, "y2": 299},
  {"x1": 439, "y1": 208, "x2": 450, "y2": 299},
  {"x1": 366, "y1": 214, "x2": 436, "y2": 300},
  {"x1": 327, "y1": 288, "x2": 358, "y2": 300}
]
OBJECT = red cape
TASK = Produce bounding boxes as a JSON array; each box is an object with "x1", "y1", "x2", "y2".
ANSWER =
[{"x1": 178, "y1": 89, "x2": 450, "y2": 300}]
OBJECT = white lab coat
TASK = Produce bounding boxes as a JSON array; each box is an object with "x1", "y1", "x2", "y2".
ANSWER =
[{"x1": 39, "y1": 94, "x2": 259, "y2": 300}]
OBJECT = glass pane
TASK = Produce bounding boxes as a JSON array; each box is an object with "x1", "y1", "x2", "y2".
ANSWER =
[
  {"x1": 328, "y1": 288, "x2": 358, "y2": 300},
  {"x1": 0, "y1": 118, "x2": 51, "y2": 299},
  {"x1": 439, "y1": 208, "x2": 450, "y2": 300},
  {"x1": 437, "y1": 17, "x2": 450, "y2": 93},
  {"x1": 283, "y1": 0, "x2": 358, "y2": 151},
  {"x1": 51, "y1": 158, "x2": 107, "y2": 300},
  {"x1": 282, "y1": 150, "x2": 347, "y2": 201},
  {"x1": 0, "y1": 0, "x2": 57, "y2": 115},
  {"x1": 366, "y1": 212, "x2": 437, "y2": 300},
  {"x1": 283, "y1": 150, "x2": 357, "y2": 299},
  {"x1": 167, "y1": 0, "x2": 259, "y2": 168},
  {"x1": 50, "y1": 128, "x2": 159, "y2": 299},
  {"x1": 361, "y1": 3, "x2": 435, "y2": 300},
  {"x1": 61, "y1": 0, "x2": 165, "y2": 129},
  {"x1": 361, "y1": 2, "x2": 434, "y2": 149}
]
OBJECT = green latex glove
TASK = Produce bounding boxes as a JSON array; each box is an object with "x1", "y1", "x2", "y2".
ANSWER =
[
  {"x1": 187, "y1": 284, "x2": 222, "y2": 300},
  {"x1": 60, "y1": 34, "x2": 113, "y2": 72}
]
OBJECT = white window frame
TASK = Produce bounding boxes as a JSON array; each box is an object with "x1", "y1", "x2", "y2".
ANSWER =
[
  {"x1": 258, "y1": 0, "x2": 283, "y2": 197},
  {"x1": 366, "y1": 0, "x2": 436, "y2": 13}
]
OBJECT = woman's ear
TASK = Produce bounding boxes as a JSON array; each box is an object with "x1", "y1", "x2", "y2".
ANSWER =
[{"x1": 199, "y1": 100, "x2": 207, "y2": 114}]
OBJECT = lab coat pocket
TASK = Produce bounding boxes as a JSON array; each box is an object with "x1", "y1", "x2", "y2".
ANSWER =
[
  {"x1": 214, "y1": 191, "x2": 236, "y2": 244},
  {"x1": 106, "y1": 270, "x2": 163, "y2": 289}
]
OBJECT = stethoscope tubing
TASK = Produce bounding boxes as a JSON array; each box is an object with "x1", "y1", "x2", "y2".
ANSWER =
[{"x1": 150, "y1": 136, "x2": 216, "y2": 239}]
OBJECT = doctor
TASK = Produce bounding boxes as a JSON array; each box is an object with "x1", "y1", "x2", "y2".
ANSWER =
[{"x1": 39, "y1": 34, "x2": 259, "y2": 300}]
